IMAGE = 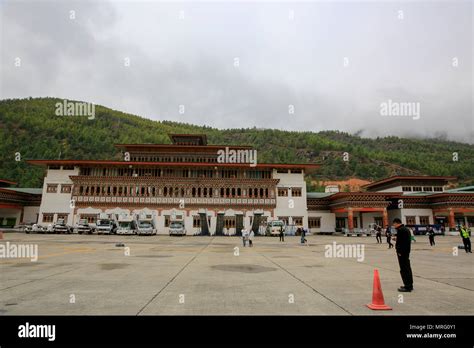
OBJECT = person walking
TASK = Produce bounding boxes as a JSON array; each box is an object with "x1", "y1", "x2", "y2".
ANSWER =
[
  {"x1": 300, "y1": 227, "x2": 307, "y2": 244},
  {"x1": 460, "y1": 224, "x2": 472, "y2": 253},
  {"x1": 427, "y1": 226, "x2": 435, "y2": 246},
  {"x1": 249, "y1": 230, "x2": 254, "y2": 247},
  {"x1": 242, "y1": 228, "x2": 248, "y2": 247},
  {"x1": 410, "y1": 228, "x2": 416, "y2": 243},
  {"x1": 279, "y1": 225, "x2": 285, "y2": 242},
  {"x1": 392, "y1": 218, "x2": 414, "y2": 292},
  {"x1": 376, "y1": 226, "x2": 382, "y2": 244},
  {"x1": 386, "y1": 225, "x2": 393, "y2": 249}
]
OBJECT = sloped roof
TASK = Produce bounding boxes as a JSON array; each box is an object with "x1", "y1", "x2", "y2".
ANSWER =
[
  {"x1": 307, "y1": 192, "x2": 335, "y2": 199},
  {"x1": 5, "y1": 188, "x2": 43, "y2": 195}
]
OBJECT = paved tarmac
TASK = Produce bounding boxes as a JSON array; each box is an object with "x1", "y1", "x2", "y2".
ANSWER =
[{"x1": 0, "y1": 233, "x2": 472, "y2": 315}]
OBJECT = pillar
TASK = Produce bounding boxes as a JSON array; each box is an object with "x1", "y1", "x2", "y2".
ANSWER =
[
  {"x1": 382, "y1": 208, "x2": 389, "y2": 228},
  {"x1": 347, "y1": 208, "x2": 354, "y2": 231},
  {"x1": 448, "y1": 208, "x2": 456, "y2": 230}
]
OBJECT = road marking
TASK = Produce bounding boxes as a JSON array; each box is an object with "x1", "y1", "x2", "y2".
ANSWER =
[
  {"x1": 259, "y1": 253, "x2": 353, "y2": 315},
  {"x1": 39, "y1": 247, "x2": 96, "y2": 259},
  {"x1": 136, "y1": 237, "x2": 214, "y2": 315}
]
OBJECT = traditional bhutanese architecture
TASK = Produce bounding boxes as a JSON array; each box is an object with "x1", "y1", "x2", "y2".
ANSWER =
[
  {"x1": 7, "y1": 135, "x2": 473, "y2": 235},
  {"x1": 0, "y1": 179, "x2": 42, "y2": 227},
  {"x1": 27, "y1": 134, "x2": 318, "y2": 235},
  {"x1": 307, "y1": 176, "x2": 474, "y2": 234}
]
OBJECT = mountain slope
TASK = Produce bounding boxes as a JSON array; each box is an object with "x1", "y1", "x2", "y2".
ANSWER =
[{"x1": 1, "y1": 97, "x2": 473, "y2": 188}]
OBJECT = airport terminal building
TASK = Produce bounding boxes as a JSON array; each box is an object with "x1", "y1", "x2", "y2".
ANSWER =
[
  {"x1": 2, "y1": 134, "x2": 472, "y2": 234},
  {"x1": 307, "y1": 176, "x2": 474, "y2": 234},
  {"x1": 27, "y1": 134, "x2": 316, "y2": 235}
]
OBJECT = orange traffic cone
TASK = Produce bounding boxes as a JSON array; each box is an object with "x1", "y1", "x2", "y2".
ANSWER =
[{"x1": 366, "y1": 269, "x2": 392, "y2": 310}]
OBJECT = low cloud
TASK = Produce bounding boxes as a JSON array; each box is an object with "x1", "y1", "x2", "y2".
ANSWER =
[{"x1": 1, "y1": 0, "x2": 472, "y2": 143}]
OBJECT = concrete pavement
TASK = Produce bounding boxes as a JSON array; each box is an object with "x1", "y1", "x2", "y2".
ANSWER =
[{"x1": 0, "y1": 233, "x2": 472, "y2": 315}]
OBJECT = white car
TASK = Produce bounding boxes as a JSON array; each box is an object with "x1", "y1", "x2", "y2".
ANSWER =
[
  {"x1": 74, "y1": 219, "x2": 95, "y2": 234},
  {"x1": 169, "y1": 221, "x2": 186, "y2": 236}
]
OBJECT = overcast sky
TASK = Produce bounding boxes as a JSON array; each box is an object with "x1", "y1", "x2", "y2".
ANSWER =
[{"x1": 1, "y1": 0, "x2": 473, "y2": 143}]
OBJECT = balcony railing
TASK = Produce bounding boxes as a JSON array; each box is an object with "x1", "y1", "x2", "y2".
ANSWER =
[{"x1": 73, "y1": 195, "x2": 276, "y2": 206}]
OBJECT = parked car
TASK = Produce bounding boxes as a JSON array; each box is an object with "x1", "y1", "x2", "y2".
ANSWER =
[
  {"x1": 74, "y1": 219, "x2": 95, "y2": 234},
  {"x1": 52, "y1": 218, "x2": 72, "y2": 234},
  {"x1": 20, "y1": 223, "x2": 34, "y2": 233},
  {"x1": 24, "y1": 223, "x2": 47, "y2": 234},
  {"x1": 169, "y1": 219, "x2": 186, "y2": 236}
]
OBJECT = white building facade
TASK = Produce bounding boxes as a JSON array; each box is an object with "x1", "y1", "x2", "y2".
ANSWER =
[{"x1": 29, "y1": 134, "x2": 317, "y2": 235}]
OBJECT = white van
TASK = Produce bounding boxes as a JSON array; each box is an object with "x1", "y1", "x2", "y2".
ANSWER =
[
  {"x1": 116, "y1": 215, "x2": 137, "y2": 235},
  {"x1": 265, "y1": 220, "x2": 285, "y2": 236},
  {"x1": 136, "y1": 215, "x2": 157, "y2": 235}
]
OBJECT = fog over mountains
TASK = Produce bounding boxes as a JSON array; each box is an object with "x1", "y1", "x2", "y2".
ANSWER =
[{"x1": 1, "y1": 0, "x2": 473, "y2": 143}]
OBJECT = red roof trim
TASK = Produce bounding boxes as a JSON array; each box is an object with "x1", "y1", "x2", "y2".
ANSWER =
[
  {"x1": 328, "y1": 192, "x2": 400, "y2": 200},
  {"x1": 0, "y1": 188, "x2": 40, "y2": 197},
  {"x1": 26, "y1": 159, "x2": 319, "y2": 169},
  {"x1": 114, "y1": 144, "x2": 253, "y2": 149},
  {"x1": 362, "y1": 176, "x2": 457, "y2": 189},
  {"x1": 0, "y1": 179, "x2": 17, "y2": 185}
]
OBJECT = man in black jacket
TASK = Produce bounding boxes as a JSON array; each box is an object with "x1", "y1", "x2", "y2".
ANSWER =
[{"x1": 393, "y1": 218, "x2": 414, "y2": 292}]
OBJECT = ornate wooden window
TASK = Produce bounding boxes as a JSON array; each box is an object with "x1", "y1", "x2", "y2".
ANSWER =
[
  {"x1": 419, "y1": 216, "x2": 430, "y2": 225},
  {"x1": 47, "y1": 184, "x2": 58, "y2": 193},
  {"x1": 292, "y1": 217, "x2": 303, "y2": 226},
  {"x1": 193, "y1": 216, "x2": 201, "y2": 228},
  {"x1": 291, "y1": 187, "x2": 302, "y2": 197},
  {"x1": 57, "y1": 214, "x2": 69, "y2": 221},
  {"x1": 61, "y1": 184, "x2": 72, "y2": 193},
  {"x1": 80, "y1": 214, "x2": 97, "y2": 223},
  {"x1": 224, "y1": 216, "x2": 236, "y2": 229},
  {"x1": 278, "y1": 188, "x2": 288, "y2": 197},
  {"x1": 309, "y1": 217, "x2": 321, "y2": 228},
  {"x1": 42, "y1": 213, "x2": 54, "y2": 223},
  {"x1": 406, "y1": 216, "x2": 416, "y2": 225},
  {"x1": 336, "y1": 218, "x2": 345, "y2": 228}
]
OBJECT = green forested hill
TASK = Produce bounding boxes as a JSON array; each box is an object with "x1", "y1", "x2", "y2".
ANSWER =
[{"x1": 1, "y1": 97, "x2": 473, "y2": 188}]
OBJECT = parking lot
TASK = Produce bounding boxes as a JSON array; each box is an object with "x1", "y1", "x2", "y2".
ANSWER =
[{"x1": 0, "y1": 233, "x2": 473, "y2": 315}]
